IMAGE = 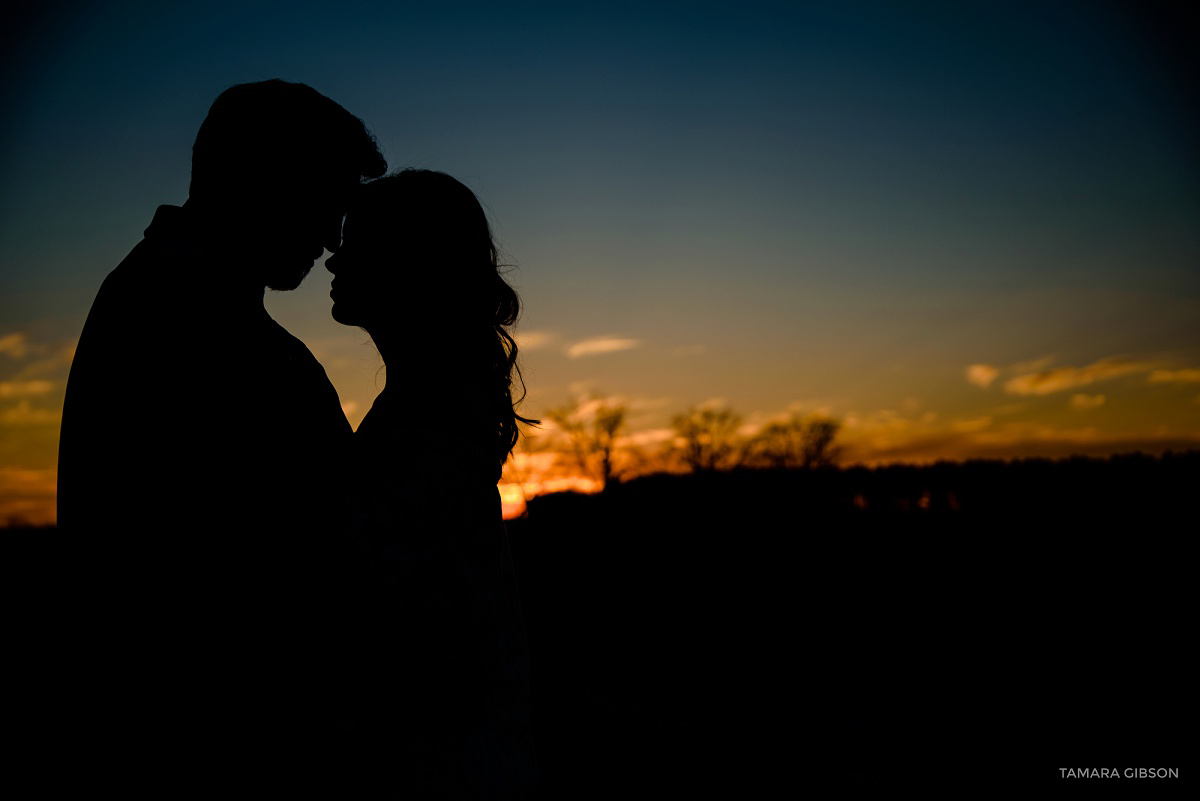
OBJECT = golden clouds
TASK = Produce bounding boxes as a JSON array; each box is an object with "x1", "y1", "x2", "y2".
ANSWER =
[
  {"x1": 971, "y1": 423, "x2": 1102, "y2": 447},
  {"x1": 0, "y1": 333, "x2": 76, "y2": 403},
  {"x1": 1, "y1": 332, "x2": 75, "y2": 526},
  {"x1": 515, "y1": 330, "x2": 646, "y2": 358},
  {"x1": 1149, "y1": 369, "x2": 1200, "y2": 384},
  {"x1": 621, "y1": 427, "x2": 675, "y2": 448},
  {"x1": 566, "y1": 336, "x2": 641, "y2": 358},
  {"x1": 966, "y1": 356, "x2": 1171, "y2": 396},
  {"x1": 0, "y1": 380, "x2": 54, "y2": 398},
  {"x1": 966, "y1": 364, "x2": 999, "y2": 388},
  {"x1": 962, "y1": 355, "x2": 1200, "y2": 416},
  {"x1": 1070, "y1": 394, "x2": 1105, "y2": 410},
  {"x1": 514, "y1": 330, "x2": 555, "y2": 351},
  {"x1": 0, "y1": 332, "x2": 72, "y2": 430},
  {"x1": 0, "y1": 400, "x2": 61, "y2": 426},
  {"x1": 838, "y1": 416, "x2": 1200, "y2": 465},
  {"x1": 0, "y1": 333, "x2": 30, "y2": 359},
  {"x1": 1003, "y1": 359, "x2": 1149, "y2": 395}
]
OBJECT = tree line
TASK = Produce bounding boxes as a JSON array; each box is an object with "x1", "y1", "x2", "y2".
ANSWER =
[{"x1": 512, "y1": 395, "x2": 842, "y2": 491}]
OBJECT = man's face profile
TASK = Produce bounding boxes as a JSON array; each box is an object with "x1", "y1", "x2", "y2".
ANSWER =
[
  {"x1": 185, "y1": 81, "x2": 386, "y2": 291},
  {"x1": 258, "y1": 171, "x2": 357, "y2": 291}
]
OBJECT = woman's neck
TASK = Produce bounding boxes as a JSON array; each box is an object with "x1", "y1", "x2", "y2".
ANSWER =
[{"x1": 370, "y1": 328, "x2": 487, "y2": 400}]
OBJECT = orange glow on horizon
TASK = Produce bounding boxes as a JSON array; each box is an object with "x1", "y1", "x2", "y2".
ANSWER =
[
  {"x1": 0, "y1": 467, "x2": 57, "y2": 527},
  {"x1": 499, "y1": 475, "x2": 603, "y2": 520}
]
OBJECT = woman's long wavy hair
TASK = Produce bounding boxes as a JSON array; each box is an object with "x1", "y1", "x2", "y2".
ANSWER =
[{"x1": 353, "y1": 170, "x2": 536, "y2": 465}]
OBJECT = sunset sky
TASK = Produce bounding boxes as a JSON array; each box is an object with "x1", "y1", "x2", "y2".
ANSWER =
[{"x1": 2, "y1": 1, "x2": 1198, "y2": 524}]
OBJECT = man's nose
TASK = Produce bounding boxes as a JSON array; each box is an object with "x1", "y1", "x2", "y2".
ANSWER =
[{"x1": 322, "y1": 213, "x2": 344, "y2": 254}]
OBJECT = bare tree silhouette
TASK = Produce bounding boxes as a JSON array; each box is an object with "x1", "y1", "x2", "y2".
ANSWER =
[
  {"x1": 800, "y1": 418, "x2": 841, "y2": 469},
  {"x1": 751, "y1": 413, "x2": 842, "y2": 469},
  {"x1": 670, "y1": 405, "x2": 743, "y2": 472},
  {"x1": 546, "y1": 397, "x2": 628, "y2": 489}
]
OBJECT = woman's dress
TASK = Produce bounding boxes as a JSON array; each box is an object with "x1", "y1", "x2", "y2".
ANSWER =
[{"x1": 339, "y1": 395, "x2": 537, "y2": 799}]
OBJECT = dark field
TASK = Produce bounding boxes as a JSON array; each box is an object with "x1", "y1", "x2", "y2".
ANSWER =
[
  {"x1": 508, "y1": 452, "x2": 1194, "y2": 794},
  {"x1": 5, "y1": 451, "x2": 1193, "y2": 794}
]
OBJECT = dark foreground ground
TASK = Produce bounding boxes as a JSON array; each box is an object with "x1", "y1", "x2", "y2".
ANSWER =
[
  {"x1": 508, "y1": 453, "x2": 1194, "y2": 795},
  {"x1": 4, "y1": 452, "x2": 1193, "y2": 795}
]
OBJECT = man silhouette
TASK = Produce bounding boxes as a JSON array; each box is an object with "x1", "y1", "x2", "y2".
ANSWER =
[{"x1": 55, "y1": 80, "x2": 386, "y2": 788}]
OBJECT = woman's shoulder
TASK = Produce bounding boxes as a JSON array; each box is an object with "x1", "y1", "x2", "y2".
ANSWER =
[
  {"x1": 351, "y1": 398, "x2": 503, "y2": 561},
  {"x1": 354, "y1": 396, "x2": 501, "y2": 485}
]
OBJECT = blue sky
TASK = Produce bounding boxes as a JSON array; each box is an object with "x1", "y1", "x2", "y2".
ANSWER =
[{"x1": 2, "y1": 1, "x2": 1198, "y2": 521}]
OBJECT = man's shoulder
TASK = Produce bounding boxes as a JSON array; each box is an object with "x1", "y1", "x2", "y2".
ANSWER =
[
  {"x1": 117, "y1": 205, "x2": 201, "y2": 268},
  {"x1": 88, "y1": 207, "x2": 205, "y2": 312}
]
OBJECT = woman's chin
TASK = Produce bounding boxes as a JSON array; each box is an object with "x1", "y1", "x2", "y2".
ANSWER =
[{"x1": 330, "y1": 303, "x2": 357, "y2": 326}]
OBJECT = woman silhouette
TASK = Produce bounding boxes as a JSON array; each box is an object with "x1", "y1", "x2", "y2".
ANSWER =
[{"x1": 326, "y1": 169, "x2": 537, "y2": 798}]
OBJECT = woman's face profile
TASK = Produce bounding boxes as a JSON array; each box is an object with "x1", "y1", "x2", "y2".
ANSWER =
[
  {"x1": 327, "y1": 177, "x2": 480, "y2": 336},
  {"x1": 326, "y1": 207, "x2": 402, "y2": 328}
]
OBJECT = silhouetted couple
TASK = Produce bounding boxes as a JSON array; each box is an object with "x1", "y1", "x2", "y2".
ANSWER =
[{"x1": 55, "y1": 80, "x2": 536, "y2": 798}]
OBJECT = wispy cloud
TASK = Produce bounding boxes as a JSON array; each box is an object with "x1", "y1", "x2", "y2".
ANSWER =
[
  {"x1": 739, "y1": 400, "x2": 841, "y2": 436},
  {"x1": 566, "y1": 336, "x2": 641, "y2": 358},
  {"x1": 621, "y1": 427, "x2": 675, "y2": 448},
  {"x1": 1004, "y1": 358, "x2": 1149, "y2": 396},
  {"x1": 1149, "y1": 368, "x2": 1200, "y2": 384},
  {"x1": 0, "y1": 380, "x2": 54, "y2": 398},
  {"x1": 0, "y1": 333, "x2": 29, "y2": 359},
  {"x1": 1011, "y1": 355, "x2": 1055, "y2": 373},
  {"x1": 966, "y1": 364, "x2": 999, "y2": 388},
  {"x1": 515, "y1": 330, "x2": 555, "y2": 351},
  {"x1": 0, "y1": 335, "x2": 76, "y2": 377},
  {"x1": 0, "y1": 400, "x2": 61, "y2": 426},
  {"x1": 839, "y1": 420, "x2": 1200, "y2": 466},
  {"x1": 784, "y1": 400, "x2": 837, "y2": 418},
  {"x1": 696, "y1": 397, "x2": 731, "y2": 412},
  {"x1": 1070, "y1": 394, "x2": 1105, "y2": 410}
]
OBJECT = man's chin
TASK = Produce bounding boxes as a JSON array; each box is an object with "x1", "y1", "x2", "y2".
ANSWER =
[
  {"x1": 330, "y1": 304, "x2": 357, "y2": 327},
  {"x1": 265, "y1": 263, "x2": 313, "y2": 292}
]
